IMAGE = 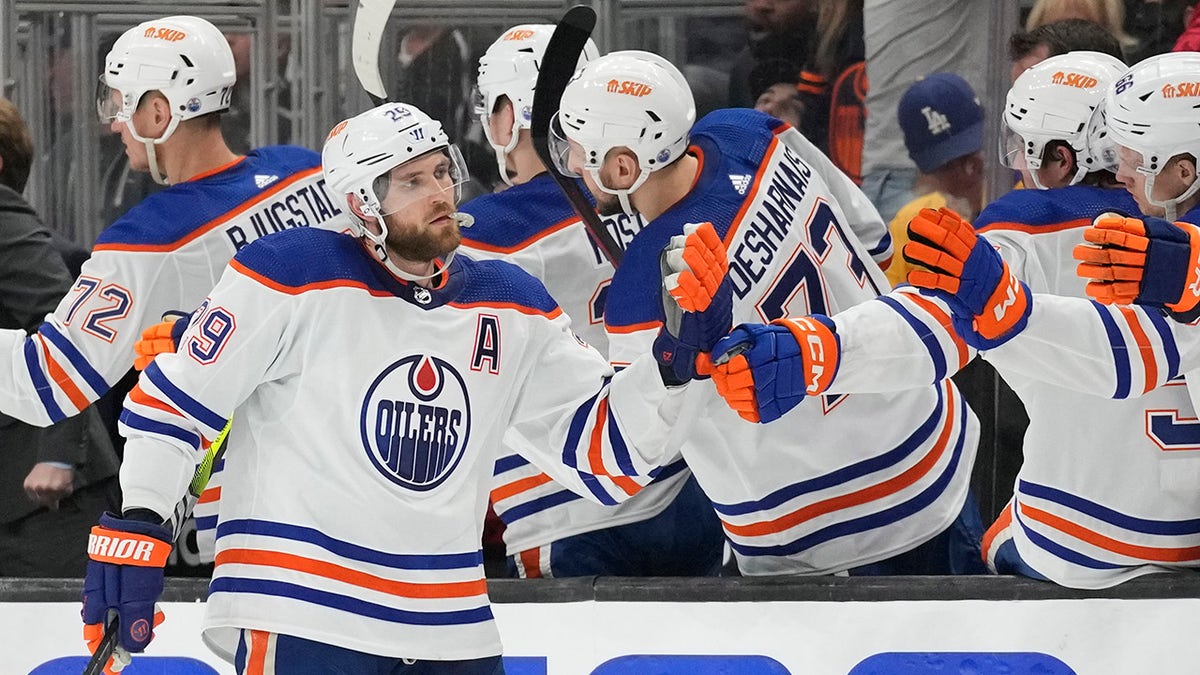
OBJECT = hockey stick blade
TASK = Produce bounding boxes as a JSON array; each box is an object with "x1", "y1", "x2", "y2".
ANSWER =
[
  {"x1": 352, "y1": 0, "x2": 398, "y2": 105},
  {"x1": 82, "y1": 614, "x2": 119, "y2": 675},
  {"x1": 531, "y1": 6, "x2": 624, "y2": 267}
]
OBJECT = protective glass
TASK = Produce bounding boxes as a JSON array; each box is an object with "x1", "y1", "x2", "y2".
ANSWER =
[
  {"x1": 373, "y1": 145, "x2": 470, "y2": 217},
  {"x1": 999, "y1": 126, "x2": 1033, "y2": 171},
  {"x1": 95, "y1": 77, "x2": 126, "y2": 123},
  {"x1": 548, "y1": 114, "x2": 584, "y2": 177}
]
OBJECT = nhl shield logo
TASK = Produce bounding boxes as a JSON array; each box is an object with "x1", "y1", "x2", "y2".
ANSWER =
[{"x1": 360, "y1": 354, "x2": 471, "y2": 491}]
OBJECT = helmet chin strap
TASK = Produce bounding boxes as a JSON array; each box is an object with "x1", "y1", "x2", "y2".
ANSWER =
[
  {"x1": 143, "y1": 141, "x2": 169, "y2": 186},
  {"x1": 1145, "y1": 171, "x2": 1200, "y2": 222},
  {"x1": 362, "y1": 212, "x2": 475, "y2": 283},
  {"x1": 486, "y1": 119, "x2": 522, "y2": 188},
  {"x1": 588, "y1": 166, "x2": 648, "y2": 217},
  {"x1": 128, "y1": 116, "x2": 182, "y2": 186}
]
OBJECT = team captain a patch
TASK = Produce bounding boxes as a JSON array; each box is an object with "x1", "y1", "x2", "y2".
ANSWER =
[{"x1": 360, "y1": 354, "x2": 471, "y2": 491}]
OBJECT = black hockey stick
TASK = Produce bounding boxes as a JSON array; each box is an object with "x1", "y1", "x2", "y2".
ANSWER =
[
  {"x1": 352, "y1": 0, "x2": 399, "y2": 105},
  {"x1": 82, "y1": 614, "x2": 119, "y2": 675},
  {"x1": 531, "y1": 6, "x2": 624, "y2": 267}
]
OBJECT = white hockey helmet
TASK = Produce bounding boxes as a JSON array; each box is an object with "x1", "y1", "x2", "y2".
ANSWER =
[
  {"x1": 322, "y1": 103, "x2": 470, "y2": 275},
  {"x1": 1001, "y1": 51, "x2": 1126, "y2": 189},
  {"x1": 550, "y1": 50, "x2": 696, "y2": 215},
  {"x1": 1106, "y1": 52, "x2": 1200, "y2": 219},
  {"x1": 97, "y1": 16, "x2": 236, "y2": 185},
  {"x1": 97, "y1": 16, "x2": 236, "y2": 138},
  {"x1": 474, "y1": 24, "x2": 599, "y2": 186}
]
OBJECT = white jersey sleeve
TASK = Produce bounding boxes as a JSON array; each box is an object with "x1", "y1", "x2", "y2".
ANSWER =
[
  {"x1": 820, "y1": 286, "x2": 973, "y2": 393},
  {"x1": 503, "y1": 316, "x2": 685, "y2": 506},
  {"x1": 986, "y1": 294, "x2": 1193, "y2": 400}
]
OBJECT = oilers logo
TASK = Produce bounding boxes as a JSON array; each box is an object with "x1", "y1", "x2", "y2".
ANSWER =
[{"x1": 360, "y1": 354, "x2": 471, "y2": 491}]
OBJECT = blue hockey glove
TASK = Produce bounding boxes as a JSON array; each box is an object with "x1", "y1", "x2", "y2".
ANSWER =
[
  {"x1": 1074, "y1": 213, "x2": 1200, "y2": 323},
  {"x1": 710, "y1": 316, "x2": 840, "y2": 423},
  {"x1": 654, "y1": 222, "x2": 733, "y2": 384},
  {"x1": 82, "y1": 511, "x2": 172, "y2": 671},
  {"x1": 904, "y1": 207, "x2": 1031, "y2": 349}
]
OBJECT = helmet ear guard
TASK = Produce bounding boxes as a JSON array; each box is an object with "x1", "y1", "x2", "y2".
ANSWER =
[
  {"x1": 1001, "y1": 51, "x2": 1126, "y2": 189},
  {"x1": 550, "y1": 50, "x2": 696, "y2": 214}
]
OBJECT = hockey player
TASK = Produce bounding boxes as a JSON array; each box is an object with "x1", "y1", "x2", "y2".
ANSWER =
[
  {"x1": 459, "y1": 24, "x2": 723, "y2": 578},
  {"x1": 80, "y1": 102, "x2": 728, "y2": 674},
  {"x1": 710, "y1": 51, "x2": 1200, "y2": 588},
  {"x1": 1073, "y1": 52, "x2": 1200, "y2": 313},
  {"x1": 0, "y1": 11, "x2": 346, "y2": 532},
  {"x1": 550, "y1": 50, "x2": 984, "y2": 577}
]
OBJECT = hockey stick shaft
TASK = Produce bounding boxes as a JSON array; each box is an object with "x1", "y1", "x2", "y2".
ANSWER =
[
  {"x1": 85, "y1": 420, "x2": 231, "y2": 673},
  {"x1": 530, "y1": 6, "x2": 624, "y2": 267},
  {"x1": 352, "y1": 0, "x2": 399, "y2": 105},
  {"x1": 82, "y1": 614, "x2": 119, "y2": 675}
]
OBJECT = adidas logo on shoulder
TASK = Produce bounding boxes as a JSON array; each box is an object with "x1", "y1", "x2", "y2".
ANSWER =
[
  {"x1": 729, "y1": 174, "x2": 752, "y2": 195},
  {"x1": 254, "y1": 174, "x2": 279, "y2": 189}
]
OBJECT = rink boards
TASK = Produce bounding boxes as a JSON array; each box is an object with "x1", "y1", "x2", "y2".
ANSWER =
[{"x1": 5, "y1": 574, "x2": 1200, "y2": 674}]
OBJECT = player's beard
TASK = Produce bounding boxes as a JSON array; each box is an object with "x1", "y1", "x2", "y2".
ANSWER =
[
  {"x1": 594, "y1": 189, "x2": 624, "y2": 217},
  {"x1": 386, "y1": 208, "x2": 463, "y2": 262}
]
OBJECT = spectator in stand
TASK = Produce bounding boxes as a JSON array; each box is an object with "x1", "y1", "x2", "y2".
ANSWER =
[
  {"x1": 728, "y1": 0, "x2": 816, "y2": 108},
  {"x1": 884, "y1": 74, "x2": 984, "y2": 287},
  {"x1": 1009, "y1": 18, "x2": 1125, "y2": 82},
  {"x1": 1126, "y1": 0, "x2": 1192, "y2": 62},
  {"x1": 795, "y1": 0, "x2": 865, "y2": 179},
  {"x1": 0, "y1": 97, "x2": 120, "y2": 577},
  {"x1": 750, "y1": 58, "x2": 804, "y2": 128},
  {"x1": 1173, "y1": 0, "x2": 1200, "y2": 50},
  {"x1": 1026, "y1": 0, "x2": 1138, "y2": 57},
  {"x1": 861, "y1": 0, "x2": 990, "y2": 223}
]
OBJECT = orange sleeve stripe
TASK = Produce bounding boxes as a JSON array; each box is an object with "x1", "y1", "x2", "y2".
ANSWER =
[
  {"x1": 722, "y1": 382, "x2": 957, "y2": 538},
  {"x1": 606, "y1": 320, "x2": 661, "y2": 335},
  {"x1": 1019, "y1": 503, "x2": 1200, "y2": 562},
  {"x1": 197, "y1": 486, "x2": 222, "y2": 505},
  {"x1": 905, "y1": 293, "x2": 970, "y2": 370},
  {"x1": 981, "y1": 501, "x2": 1014, "y2": 560},
  {"x1": 215, "y1": 548, "x2": 489, "y2": 598},
  {"x1": 491, "y1": 473, "x2": 554, "y2": 503},
  {"x1": 975, "y1": 217, "x2": 1091, "y2": 235},
  {"x1": 462, "y1": 215, "x2": 577, "y2": 253},
  {"x1": 585, "y1": 397, "x2": 642, "y2": 497},
  {"x1": 35, "y1": 334, "x2": 91, "y2": 412},
  {"x1": 1118, "y1": 306, "x2": 1158, "y2": 394},
  {"x1": 94, "y1": 167, "x2": 323, "y2": 253},
  {"x1": 128, "y1": 383, "x2": 184, "y2": 418}
]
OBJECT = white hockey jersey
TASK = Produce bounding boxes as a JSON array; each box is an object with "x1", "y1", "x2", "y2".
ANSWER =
[
  {"x1": 825, "y1": 189, "x2": 1200, "y2": 588},
  {"x1": 603, "y1": 108, "x2": 975, "y2": 576},
  {"x1": 0, "y1": 145, "x2": 349, "y2": 427},
  {"x1": 117, "y1": 227, "x2": 687, "y2": 661},
  {"x1": 460, "y1": 175, "x2": 692, "y2": 556}
]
